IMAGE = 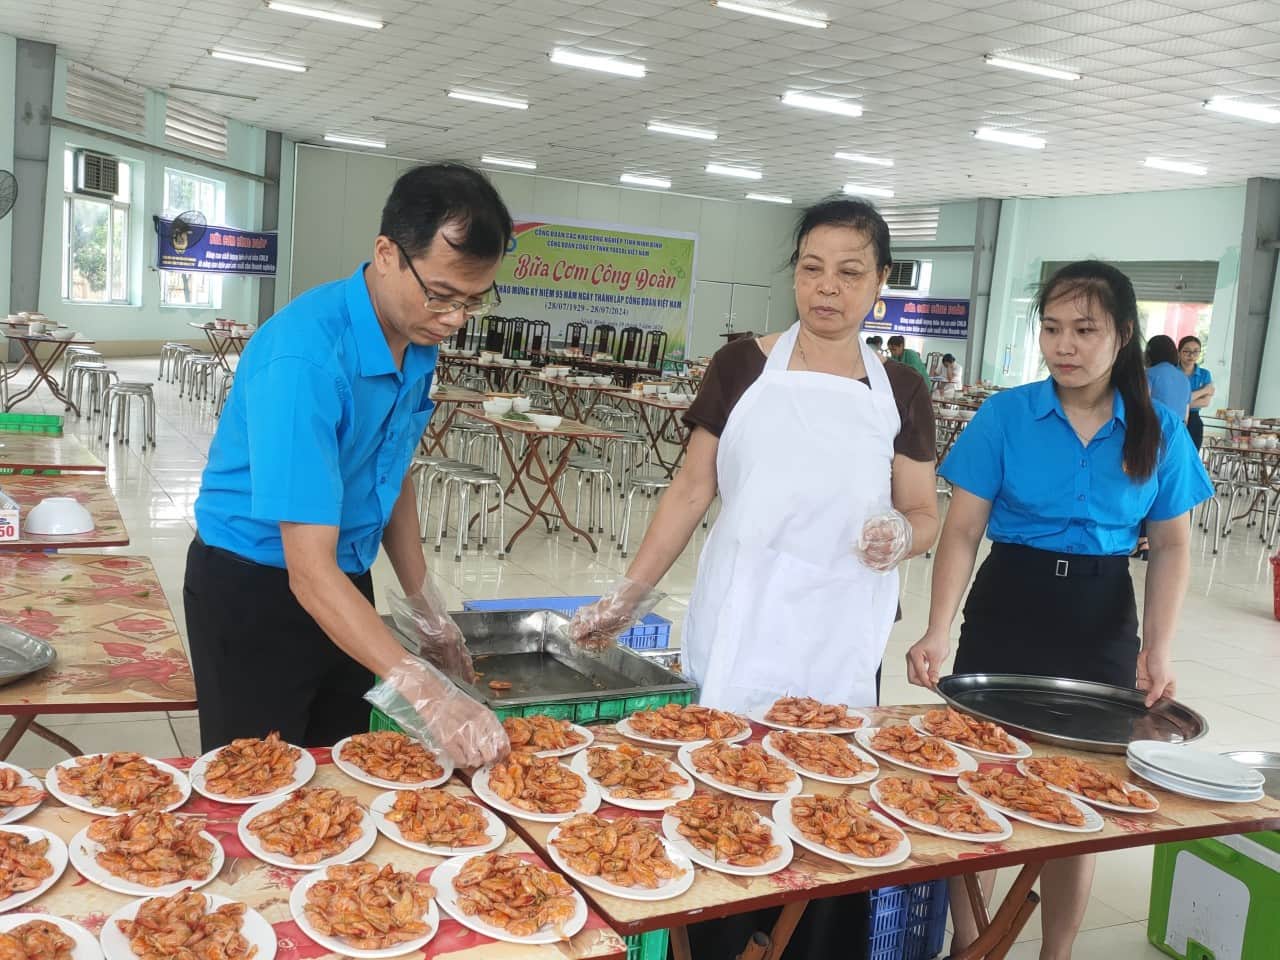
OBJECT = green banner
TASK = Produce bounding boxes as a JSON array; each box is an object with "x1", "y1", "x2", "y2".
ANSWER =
[{"x1": 497, "y1": 219, "x2": 697, "y2": 359}]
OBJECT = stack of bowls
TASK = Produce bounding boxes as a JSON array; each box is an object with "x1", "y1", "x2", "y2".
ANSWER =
[{"x1": 1126, "y1": 740, "x2": 1265, "y2": 803}]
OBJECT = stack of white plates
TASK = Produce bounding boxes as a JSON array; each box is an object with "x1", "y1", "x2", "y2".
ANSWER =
[{"x1": 1126, "y1": 740, "x2": 1265, "y2": 803}]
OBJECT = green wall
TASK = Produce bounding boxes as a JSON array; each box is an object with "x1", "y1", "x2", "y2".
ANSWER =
[{"x1": 0, "y1": 35, "x2": 15, "y2": 315}]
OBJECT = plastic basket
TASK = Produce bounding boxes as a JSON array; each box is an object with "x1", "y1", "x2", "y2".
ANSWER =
[
  {"x1": 0, "y1": 413, "x2": 63, "y2": 435},
  {"x1": 625, "y1": 928, "x2": 668, "y2": 960},
  {"x1": 868, "y1": 879, "x2": 949, "y2": 960},
  {"x1": 1271, "y1": 556, "x2": 1280, "y2": 621},
  {"x1": 462, "y1": 595, "x2": 671, "y2": 649}
]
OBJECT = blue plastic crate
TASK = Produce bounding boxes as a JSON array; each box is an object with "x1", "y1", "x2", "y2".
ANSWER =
[
  {"x1": 462, "y1": 595, "x2": 671, "y2": 649},
  {"x1": 868, "y1": 879, "x2": 948, "y2": 960}
]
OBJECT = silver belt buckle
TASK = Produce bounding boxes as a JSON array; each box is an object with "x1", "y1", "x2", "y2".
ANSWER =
[{"x1": 1055, "y1": 559, "x2": 1069, "y2": 578}]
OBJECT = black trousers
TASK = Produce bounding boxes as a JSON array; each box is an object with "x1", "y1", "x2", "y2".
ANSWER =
[
  {"x1": 953, "y1": 541, "x2": 1139, "y2": 688},
  {"x1": 183, "y1": 537, "x2": 376, "y2": 752},
  {"x1": 1187, "y1": 410, "x2": 1204, "y2": 451}
]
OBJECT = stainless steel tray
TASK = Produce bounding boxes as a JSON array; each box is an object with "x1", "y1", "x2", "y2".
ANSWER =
[
  {"x1": 936, "y1": 673, "x2": 1208, "y2": 754},
  {"x1": 0, "y1": 625, "x2": 55, "y2": 688},
  {"x1": 1222, "y1": 751, "x2": 1280, "y2": 800},
  {"x1": 388, "y1": 611, "x2": 695, "y2": 709}
]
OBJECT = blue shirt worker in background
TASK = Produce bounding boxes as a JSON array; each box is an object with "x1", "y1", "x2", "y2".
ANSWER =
[
  {"x1": 185, "y1": 164, "x2": 511, "y2": 768},
  {"x1": 1178, "y1": 334, "x2": 1214, "y2": 450},
  {"x1": 906, "y1": 261, "x2": 1212, "y2": 960}
]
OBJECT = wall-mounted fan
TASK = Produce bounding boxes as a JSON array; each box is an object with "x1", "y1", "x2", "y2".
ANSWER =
[
  {"x1": 155, "y1": 210, "x2": 208, "y2": 253},
  {"x1": 0, "y1": 171, "x2": 16, "y2": 220}
]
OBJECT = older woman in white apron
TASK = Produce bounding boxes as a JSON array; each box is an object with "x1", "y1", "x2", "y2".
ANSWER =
[{"x1": 570, "y1": 197, "x2": 939, "y2": 960}]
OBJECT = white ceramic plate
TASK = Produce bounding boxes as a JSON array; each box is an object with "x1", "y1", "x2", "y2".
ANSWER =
[
  {"x1": 853, "y1": 728, "x2": 978, "y2": 778},
  {"x1": 546, "y1": 820, "x2": 695, "y2": 902},
  {"x1": 1127, "y1": 741, "x2": 1265, "y2": 791},
  {"x1": 676, "y1": 741, "x2": 802, "y2": 802},
  {"x1": 471, "y1": 764, "x2": 601, "y2": 823},
  {"x1": 0, "y1": 762, "x2": 45, "y2": 825},
  {"x1": 760, "y1": 731, "x2": 879, "y2": 786},
  {"x1": 70, "y1": 822, "x2": 224, "y2": 897},
  {"x1": 432, "y1": 854, "x2": 588, "y2": 945},
  {"x1": 288, "y1": 865, "x2": 440, "y2": 959},
  {"x1": 0, "y1": 914, "x2": 101, "y2": 960},
  {"x1": 237, "y1": 793, "x2": 377, "y2": 870},
  {"x1": 101, "y1": 893, "x2": 276, "y2": 960},
  {"x1": 660, "y1": 813, "x2": 794, "y2": 877},
  {"x1": 331, "y1": 736, "x2": 454, "y2": 791},
  {"x1": 615, "y1": 715, "x2": 751, "y2": 748},
  {"x1": 1016, "y1": 759, "x2": 1160, "y2": 814},
  {"x1": 956, "y1": 775, "x2": 1104, "y2": 834},
  {"x1": 508, "y1": 722, "x2": 594, "y2": 759},
  {"x1": 569, "y1": 745, "x2": 694, "y2": 811},
  {"x1": 746, "y1": 703, "x2": 870, "y2": 735},
  {"x1": 369, "y1": 789, "x2": 506, "y2": 856},
  {"x1": 0, "y1": 827, "x2": 68, "y2": 913},
  {"x1": 771, "y1": 797, "x2": 911, "y2": 868},
  {"x1": 908, "y1": 714, "x2": 1033, "y2": 760},
  {"x1": 46, "y1": 756, "x2": 191, "y2": 815},
  {"x1": 1125, "y1": 757, "x2": 1264, "y2": 804},
  {"x1": 868, "y1": 780, "x2": 1012, "y2": 844},
  {"x1": 189, "y1": 742, "x2": 316, "y2": 805}
]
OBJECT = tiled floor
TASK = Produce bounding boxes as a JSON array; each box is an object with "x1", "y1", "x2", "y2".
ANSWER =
[{"x1": 5, "y1": 356, "x2": 1278, "y2": 958}]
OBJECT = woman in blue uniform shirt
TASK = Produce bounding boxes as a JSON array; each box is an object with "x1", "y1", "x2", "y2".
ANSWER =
[
  {"x1": 907, "y1": 260, "x2": 1212, "y2": 960},
  {"x1": 1178, "y1": 335, "x2": 1214, "y2": 450}
]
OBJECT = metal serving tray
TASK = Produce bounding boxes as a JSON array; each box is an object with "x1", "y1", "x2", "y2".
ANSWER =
[
  {"x1": 0, "y1": 625, "x2": 55, "y2": 688},
  {"x1": 390, "y1": 610, "x2": 695, "y2": 710},
  {"x1": 936, "y1": 673, "x2": 1208, "y2": 754},
  {"x1": 1222, "y1": 751, "x2": 1280, "y2": 800}
]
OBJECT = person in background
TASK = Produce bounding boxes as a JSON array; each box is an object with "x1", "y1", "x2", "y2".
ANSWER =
[
  {"x1": 1146, "y1": 335, "x2": 1191, "y2": 421},
  {"x1": 907, "y1": 260, "x2": 1212, "y2": 960},
  {"x1": 865, "y1": 334, "x2": 885, "y2": 361},
  {"x1": 1178, "y1": 335, "x2": 1214, "y2": 450},
  {"x1": 933, "y1": 352, "x2": 963, "y2": 397},
  {"x1": 887, "y1": 334, "x2": 929, "y2": 379}
]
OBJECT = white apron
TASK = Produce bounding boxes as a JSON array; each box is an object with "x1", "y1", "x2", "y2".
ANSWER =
[{"x1": 684, "y1": 322, "x2": 901, "y2": 713}]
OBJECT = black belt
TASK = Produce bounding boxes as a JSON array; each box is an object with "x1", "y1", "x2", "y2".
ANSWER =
[{"x1": 989, "y1": 541, "x2": 1130, "y2": 578}]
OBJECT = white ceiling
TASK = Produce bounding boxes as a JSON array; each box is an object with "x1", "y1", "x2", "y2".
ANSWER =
[{"x1": 6, "y1": 0, "x2": 1280, "y2": 205}]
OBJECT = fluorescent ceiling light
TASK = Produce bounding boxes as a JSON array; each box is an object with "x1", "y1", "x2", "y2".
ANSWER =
[
  {"x1": 324, "y1": 133, "x2": 385, "y2": 149},
  {"x1": 1204, "y1": 97, "x2": 1280, "y2": 124},
  {"x1": 712, "y1": 0, "x2": 828, "y2": 29},
  {"x1": 620, "y1": 173, "x2": 671, "y2": 189},
  {"x1": 482, "y1": 155, "x2": 537, "y2": 170},
  {"x1": 448, "y1": 90, "x2": 528, "y2": 110},
  {"x1": 647, "y1": 121, "x2": 717, "y2": 140},
  {"x1": 781, "y1": 90, "x2": 863, "y2": 118},
  {"x1": 706, "y1": 162, "x2": 762, "y2": 180},
  {"x1": 973, "y1": 126, "x2": 1045, "y2": 150},
  {"x1": 265, "y1": 1, "x2": 383, "y2": 28},
  {"x1": 834, "y1": 151, "x2": 893, "y2": 167},
  {"x1": 1144, "y1": 157, "x2": 1206, "y2": 176},
  {"x1": 210, "y1": 49, "x2": 306, "y2": 72},
  {"x1": 843, "y1": 183, "x2": 894, "y2": 199},
  {"x1": 550, "y1": 48, "x2": 645, "y2": 78},
  {"x1": 984, "y1": 55, "x2": 1080, "y2": 81},
  {"x1": 746, "y1": 192, "x2": 791, "y2": 204}
]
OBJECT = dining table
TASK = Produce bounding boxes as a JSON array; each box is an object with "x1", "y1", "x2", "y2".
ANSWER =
[
  {"x1": 0, "y1": 553, "x2": 195, "y2": 761},
  {"x1": 0, "y1": 432, "x2": 106, "y2": 474},
  {"x1": 534, "y1": 375, "x2": 626, "y2": 424},
  {"x1": 502, "y1": 705, "x2": 1280, "y2": 960},
  {"x1": 420, "y1": 384, "x2": 488, "y2": 456},
  {"x1": 189, "y1": 321, "x2": 252, "y2": 370},
  {"x1": 21, "y1": 750, "x2": 627, "y2": 960},
  {"x1": 0, "y1": 472, "x2": 129, "y2": 549},
  {"x1": 609, "y1": 391, "x2": 694, "y2": 477},
  {"x1": 1, "y1": 330, "x2": 98, "y2": 415}
]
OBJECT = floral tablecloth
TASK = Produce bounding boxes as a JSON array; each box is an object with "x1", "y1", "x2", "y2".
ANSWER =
[
  {"x1": 0, "y1": 433, "x2": 105, "y2": 473},
  {"x1": 0, "y1": 473, "x2": 129, "y2": 549}
]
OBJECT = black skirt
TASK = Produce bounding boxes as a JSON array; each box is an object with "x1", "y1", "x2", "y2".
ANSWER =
[
  {"x1": 953, "y1": 541, "x2": 1139, "y2": 688},
  {"x1": 1187, "y1": 410, "x2": 1204, "y2": 451}
]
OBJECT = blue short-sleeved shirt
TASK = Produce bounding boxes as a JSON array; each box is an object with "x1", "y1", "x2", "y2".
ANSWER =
[
  {"x1": 939, "y1": 377, "x2": 1212, "y2": 556},
  {"x1": 194, "y1": 264, "x2": 437, "y2": 573},
  {"x1": 1147, "y1": 362, "x2": 1191, "y2": 418},
  {"x1": 1187, "y1": 364, "x2": 1212, "y2": 411}
]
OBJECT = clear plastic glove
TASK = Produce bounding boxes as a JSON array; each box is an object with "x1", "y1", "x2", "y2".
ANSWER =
[
  {"x1": 388, "y1": 577, "x2": 476, "y2": 684},
  {"x1": 366, "y1": 654, "x2": 509, "y2": 769},
  {"x1": 854, "y1": 510, "x2": 913, "y2": 572},
  {"x1": 567, "y1": 578, "x2": 666, "y2": 652}
]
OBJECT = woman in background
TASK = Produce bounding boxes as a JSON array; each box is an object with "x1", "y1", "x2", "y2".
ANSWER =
[
  {"x1": 1146, "y1": 334, "x2": 1190, "y2": 420},
  {"x1": 1178, "y1": 335, "x2": 1213, "y2": 449}
]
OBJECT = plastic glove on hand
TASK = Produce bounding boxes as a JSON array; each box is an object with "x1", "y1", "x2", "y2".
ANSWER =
[
  {"x1": 567, "y1": 578, "x2": 666, "y2": 653},
  {"x1": 388, "y1": 579, "x2": 476, "y2": 684},
  {"x1": 854, "y1": 510, "x2": 913, "y2": 572}
]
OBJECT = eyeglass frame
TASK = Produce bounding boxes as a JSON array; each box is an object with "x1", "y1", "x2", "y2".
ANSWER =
[{"x1": 392, "y1": 239, "x2": 501, "y2": 318}]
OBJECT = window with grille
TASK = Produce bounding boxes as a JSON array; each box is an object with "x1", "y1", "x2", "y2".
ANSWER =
[
  {"x1": 61, "y1": 149, "x2": 132, "y2": 303},
  {"x1": 162, "y1": 168, "x2": 225, "y2": 308},
  {"x1": 165, "y1": 99, "x2": 229, "y2": 159},
  {"x1": 64, "y1": 62, "x2": 146, "y2": 135},
  {"x1": 881, "y1": 206, "x2": 940, "y2": 243}
]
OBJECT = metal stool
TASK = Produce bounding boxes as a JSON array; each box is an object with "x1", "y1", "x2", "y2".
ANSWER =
[
  {"x1": 213, "y1": 369, "x2": 235, "y2": 417},
  {"x1": 101, "y1": 382, "x2": 157, "y2": 447},
  {"x1": 447, "y1": 420, "x2": 496, "y2": 464},
  {"x1": 179, "y1": 354, "x2": 219, "y2": 400},
  {"x1": 65, "y1": 361, "x2": 118, "y2": 418},
  {"x1": 158, "y1": 342, "x2": 196, "y2": 382},
  {"x1": 618, "y1": 469, "x2": 673, "y2": 558},
  {"x1": 434, "y1": 466, "x2": 507, "y2": 561},
  {"x1": 61, "y1": 346, "x2": 101, "y2": 385},
  {"x1": 412, "y1": 455, "x2": 466, "y2": 540},
  {"x1": 602, "y1": 432, "x2": 650, "y2": 495},
  {"x1": 562, "y1": 456, "x2": 615, "y2": 541}
]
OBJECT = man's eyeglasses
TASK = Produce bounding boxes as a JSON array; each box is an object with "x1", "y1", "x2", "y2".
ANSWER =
[{"x1": 393, "y1": 240, "x2": 500, "y2": 319}]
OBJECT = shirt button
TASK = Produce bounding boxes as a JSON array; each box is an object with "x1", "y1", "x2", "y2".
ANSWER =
[
  {"x1": 1077, "y1": 495, "x2": 1085, "y2": 501},
  {"x1": 379, "y1": 475, "x2": 387, "y2": 484},
  {"x1": 1080, "y1": 459, "x2": 1087, "y2": 467}
]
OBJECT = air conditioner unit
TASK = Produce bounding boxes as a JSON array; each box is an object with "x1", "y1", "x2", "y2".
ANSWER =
[
  {"x1": 73, "y1": 149, "x2": 120, "y2": 198},
  {"x1": 887, "y1": 260, "x2": 920, "y2": 290}
]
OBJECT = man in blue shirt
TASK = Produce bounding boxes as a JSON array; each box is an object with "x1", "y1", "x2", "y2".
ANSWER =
[{"x1": 184, "y1": 164, "x2": 511, "y2": 767}]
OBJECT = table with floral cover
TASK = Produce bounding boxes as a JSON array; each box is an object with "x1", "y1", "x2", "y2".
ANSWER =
[
  {"x1": 17, "y1": 751, "x2": 627, "y2": 960},
  {"x1": 0, "y1": 432, "x2": 105, "y2": 473},
  {"x1": 0, "y1": 553, "x2": 195, "y2": 760},
  {"x1": 0, "y1": 473, "x2": 130, "y2": 549}
]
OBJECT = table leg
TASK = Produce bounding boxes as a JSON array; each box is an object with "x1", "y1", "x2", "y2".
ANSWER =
[
  {"x1": 422, "y1": 405, "x2": 461, "y2": 457},
  {"x1": 763, "y1": 901, "x2": 807, "y2": 960},
  {"x1": 7, "y1": 342, "x2": 76, "y2": 414},
  {"x1": 30, "y1": 721, "x2": 84, "y2": 759},
  {"x1": 491, "y1": 430, "x2": 551, "y2": 552},
  {"x1": 965, "y1": 874, "x2": 991, "y2": 932},
  {"x1": 506, "y1": 437, "x2": 600, "y2": 553},
  {"x1": 738, "y1": 932, "x2": 770, "y2": 960},
  {"x1": 0, "y1": 715, "x2": 34, "y2": 761},
  {"x1": 670, "y1": 926, "x2": 693, "y2": 960},
  {"x1": 951, "y1": 861, "x2": 1044, "y2": 960}
]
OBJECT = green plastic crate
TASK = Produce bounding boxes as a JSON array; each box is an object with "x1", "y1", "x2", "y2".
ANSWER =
[
  {"x1": 625, "y1": 928, "x2": 668, "y2": 960},
  {"x1": 1148, "y1": 831, "x2": 1280, "y2": 960},
  {"x1": 0, "y1": 413, "x2": 63, "y2": 435}
]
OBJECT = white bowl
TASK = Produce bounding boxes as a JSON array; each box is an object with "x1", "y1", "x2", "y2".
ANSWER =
[
  {"x1": 642, "y1": 384, "x2": 659, "y2": 395},
  {"x1": 483, "y1": 398, "x2": 513, "y2": 416},
  {"x1": 515, "y1": 359, "x2": 533, "y2": 368},
  {"x1": 51, "y1": 328, "x2": 77, "y2": 341},
  {"x1": 25, "y1": 497, "x2": 94, "y2": 536},
  {"x1": 512, "y1": 397, "x2": 532, "y2": 413},
  {"x1": 496, "y1": 357, "x2": 516, "y2": 367},
  {"x1": 593, "y1": 376, "x2": 612, "y2": 386},
  {"x1": 528, "y1": 414, "x2": 563, "y2": 431}
]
